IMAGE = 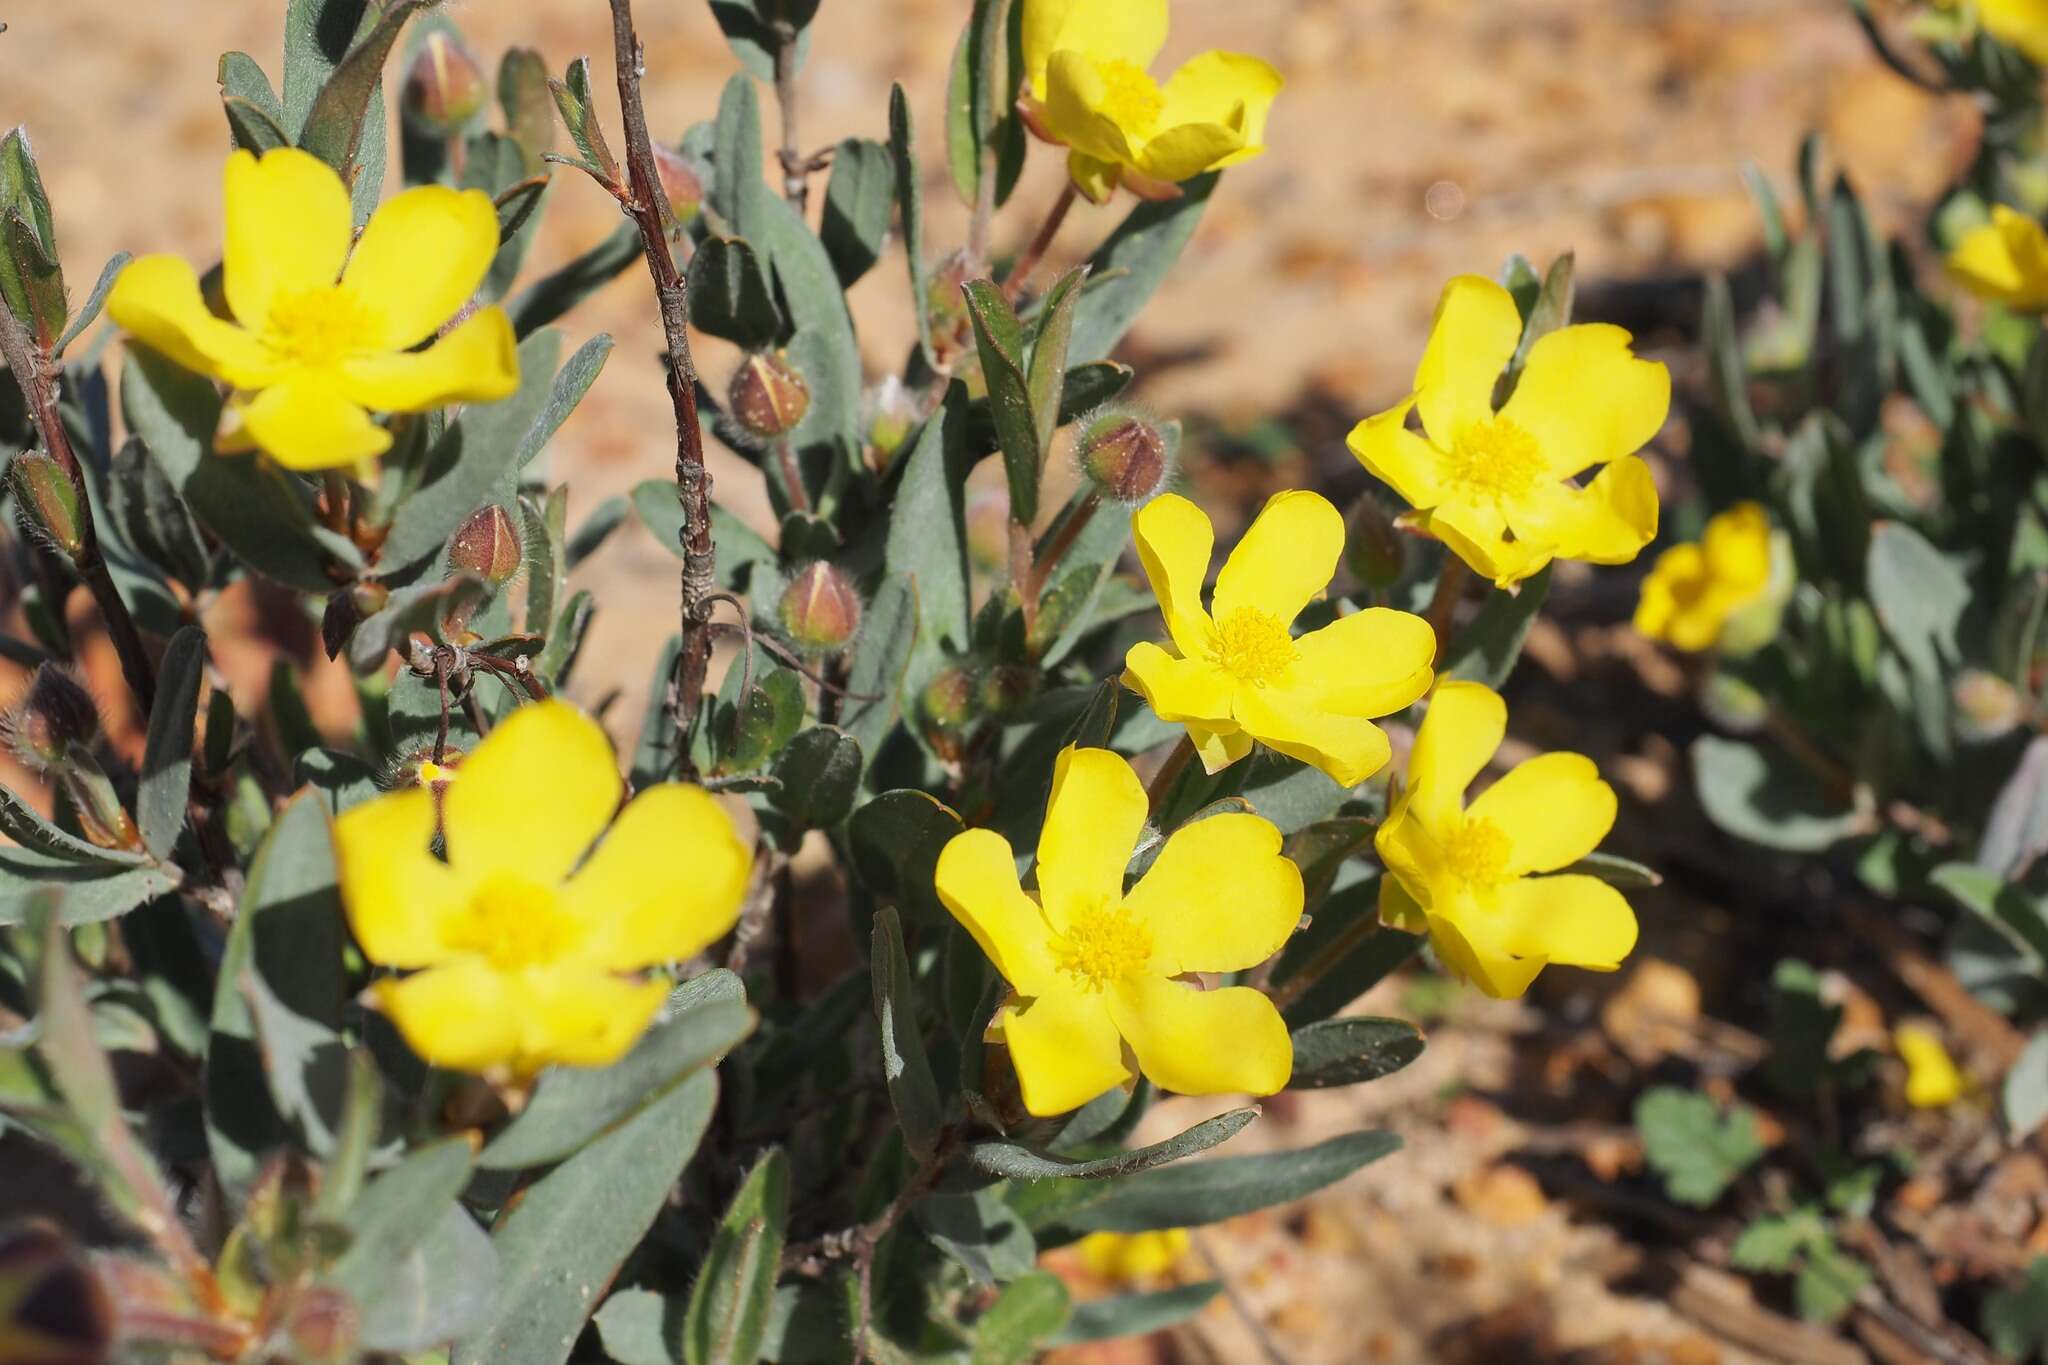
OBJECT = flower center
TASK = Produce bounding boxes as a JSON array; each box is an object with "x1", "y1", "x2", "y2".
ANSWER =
[
  {"x1": 1446, "y1": 416, "x2": 1546, "y2": 505},
  {"x1": 1093, "y1": 58, "x2": 1165, "y2": 132},
  {"x1": 1052, "y1": 902, "x2": 1153, "y2": 992},
  {"x1": 443, "y1": 874, "x2": 583, "y2": 971},
  {"x1": 261, "y1": 286, "x2": 384, "y2": 370},
  {"x1": 1212, "y1": 608, "x2": 1298, "y2": 687},
  {"x1": 1441, "y1": 816, "x2": 1513, "y2": 889}
]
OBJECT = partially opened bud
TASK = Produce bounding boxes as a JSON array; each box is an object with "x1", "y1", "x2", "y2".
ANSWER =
[
  {"x1": 0, "y1": 1221, "x2": 113, "y2": 1365},
  {"x1": 1345, "y1": 493, "x2": 1405, "y2": 589},
  {"x1": 778, "y1": 562, "x2": 863, "y2": 655},
  {"x1": 403, "y1": 31, "x2": 489, "y2": 134},
  {"x1": 921, "y1": 665, "x2": 978, "y2": 736},
  {"x1": 1075, "y1": 410, "x2": 1173, "y2": 505},
  {"x1": 5, "y1": 665, "x2": 100, "y2": 770},
  {"x1": 862, "y1": 375, "x2": 921, "y2": 473},
  {"x1": 651, "y1": 143, "x2": 707, "y2": 227},
  {"x1": 10, "y1": 452, "x2": 86, "y2": 560},
  {"x1": 729, "y1": 351, "x2": 811, "y2": 441},
  {"x1": 1955, "y1": 669, "x2": 2025, "y2": 742},
  {"x1": 449, "y1": 505, "x2": 523, "y2": 586}
]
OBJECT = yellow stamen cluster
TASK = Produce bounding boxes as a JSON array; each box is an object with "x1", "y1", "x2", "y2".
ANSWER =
[
  {"x1": 1440, "y1": 816, "x2": 1512, "y2": 889},
  {"x1": 442, "y1": 875, "x2": 583, "y2": 972},
  {"x1": 1053, "y1": 903, "x2": 1155, "y2": 992},
  {"x1": 1448, "y1": 416, "x2": 1544, "y2": 505},
  {"x1": 1212, "y1": 608, "x2": 1297, "y2": 687},
  {"x1": 260, "y1": 287, "x2": 383, "y2": 369}
]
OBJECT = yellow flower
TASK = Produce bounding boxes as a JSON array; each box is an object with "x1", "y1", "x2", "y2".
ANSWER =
[
  {"x1": 334, "y1": 701, "x2": 751, "y2": 1077},
  {"x1": 107, "y1": 147, "x2": 518, "y2": 472},
  {"x1": 1979, "y1": 0, "x2": 2048, "y2": 64},
  {"x1": 1348, "y1": 275, "x2": 1669, "y2": 588},
  {"x1": 1633, "y1": 502, "x2": 1773, "y2": 653},
  {"x1": 934, "y1": 746, "x2": 1302, "y2": 1116},
  {"x1": 1894, "y1": 1024, "x2": 1966, "y2": 1109},
  {"x1": 1021, "y1": 0, "x2": 1282, "y2": 201},
  {"x1": 1076, "y1": 1228, "x2": 1190, "y2": 1284},
  {"x1": 1375, "y1": 681, "x2": 1637, "y2": 1000},
  {"x1": 1947, "y1": 205, "x2": 2048, "y2": 311},
  {"x1": 1122, "y1": 491, "x2": 1436, "y2": 785}
]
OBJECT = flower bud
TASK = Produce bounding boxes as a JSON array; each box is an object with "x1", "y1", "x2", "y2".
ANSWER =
[
  {"x1": 777, "y1": 562, "x2": 863, "y2": 656},
  {"x1": 10, "y1": 452, "x2": 86, "y2": 560},
  {"x1": 449, "y1": 505, "x2": 523, "y2": 586},
  {"x1": 978, "y1": 663, "x2": 1038, "y2": 716},
  {"x1": 728, "y1": 351, "x2": 811, "y2": 441},
  {"x1": 1075, "y1": 410, "x2": 1173, "y2": 505},
  {"x1": 402, "y1": 31, "x2": 489, "y2": 135},
  {"x1": 920, "y1": 665, "x2": 978, "y2": 736},
  {"x1": 1954, "y1": 669, "x2": 2025, "y2": 743},
  {"x1": 5, "y1": 665, "x2": 99, "y2": 771},
  {"x1": 1698, "y1": 669, "x2": 1769, "y2": 736},
  {"x1": 862, "y1": 375, "x2": 921, "y2": 474},
  {"x1": 0, "y1": 1221, "x2": 113, "y2": 1365},
  {"x1": 925, "y1": 251, "x2": 976, "y2": 368},
  {"x1": 964, "y1": 486, "x2": 1010, "y2": 577},
  {"x1": 1345, "y1": 493, "x2": 1405, "y2": 589},
  {"x1": 651, "y1": 143, "x2": 707, "y2": 228},
  {"x1": 59, "y1": 755, "x2": 142, "y2": 854}
]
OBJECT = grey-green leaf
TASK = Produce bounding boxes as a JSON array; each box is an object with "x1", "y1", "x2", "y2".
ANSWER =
[
  {"x1": 872, "y1": 907, "x2": 944, "y2": 1161},
  {"x1": 968, "y1": 1107, "x2": 1255, "y2": 1181},
  {"x1": 681, "y1": 1148, "x2": 790, "y2": 1365},
  {"x1": 1287, "y1": 1017, "x2": 1424, "y2": 1090},
  {"x1": 137, "y1": 627, "x2": 206, "y2": 859},
  {"x1": 1059, "y1": 1129, "x2": 1402, "y2": 1233}
]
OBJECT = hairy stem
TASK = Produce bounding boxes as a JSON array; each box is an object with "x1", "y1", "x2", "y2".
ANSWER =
[
  {"x1": 1007, "y1": 519, "x2": 1038, "y2": 640},
  {"x1": 1423, "y1": 554, "x2": 1470, "y2": 649},
  {"x1": 1145, "y1": 734, "x2": 1196, "y2": 820},
  {"x1": 1266, "y1": 907, "x2": 1386, "y2": 1013},
  {"x1": 1002, "y1": 181, "x2": 1078, "y2": 302},
  {"x1": 772, "y1": 19, "x2": 810, "y2": 210},
  {"x1": 607, "y1": 0, "x2": 717, "y2": 775},
  {"x1": 1026, "y1": 491, "x2": 1100, "y2": 604}
]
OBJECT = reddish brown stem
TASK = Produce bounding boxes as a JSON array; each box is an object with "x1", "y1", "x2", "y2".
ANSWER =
[{"x1": 1002, "y1": 181, "x2": 1078, "y2": 302}]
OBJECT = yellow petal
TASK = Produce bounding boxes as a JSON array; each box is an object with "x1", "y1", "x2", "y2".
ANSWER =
[
  {"x1": 562, "y1": 784, "x2": 752, "y2": 970},
  {"x1": 1122, "y1": 641, "x2": 1236, "y2": 724},
  {"x1": 1233, "y1": 686, "x2": 1393, "y2": 788},
  {"x1": 1467, "y1": 752, "x2": 1616, "y2": 876},
  {"x1": 343, "y1": 184, "x2": 502, "y2": 350},
  {"x1": 222, "y1": 148, "x2": 353, "y2": 331},
  {"x1": 1186, "y1": 721, "x2": 1254, "y2": 774},
  {"x1": 1406, "y1": 681, "x2": 1505, "y2": 830},
  {"x1": 1425, "y1": 910, "x2": 1546, "y2": 1000},
  {"x1": 1108, "y1": 977, "x2": 1291, "y2": 1096},
  {"x1": 1022, "y1": 0, "x2": 1169, "y2": 99},
  {"x1": 1347, "y1": 397, "x2": 1444, "y2": 511},
  {"x1": 1124, "y1": 810, "x2": 1302, "y2": 974},
  {"x1": 1491, "y1": 873, "x2": 1637, "y2": 970},
  {"x1": 1413, "y1": 275, "x2": 1522, "y2": 447},
  {"x1": 934, "y1": 827, "x2": 1059, "y2": 996},
  {"x1": 375, "y1": 959, "x2": 521, "y2": 1073},
  {"x1": 1036, "y1": 746, "x2": 1147, "y2": 928},
  {"x1": 1156, "y1": 51, "x2": 1282, "y2": 165},
  {"x1": 237, "y1": 375, "x2": 394, "y2": 472},
  {"x1": 1894, "y1": 1024, "x2": 1966, "y2": 1109},
  {"x1": 516, "y1": 970, "x2": 672, "y2": 1071},
  {"x1": 1631, "y1": 543, "x2": 1698, "y2": 644},
  {"x1": 334, "y1": 787, "x2": 470, "y2": 968},
  {"x1": 1211, "y1": 489, "x2": 1343, "y2": 628},
  {"x1": 1500, "y1": 323, "x2": 1669, "y2": 479},
  {"x1": 1043, "y1": 51, "x2": 1143, "y2": 168},
  {"x1": 441, "y1": 700, "x2": 622, "y2": 888},
  {"x1": 337, "y1": 306, "x2": 520, "y2": 412},
  {"x1": 1131, "y1": 493, "x2": 1217, "y2": 660},
  {"x1": 1702, "y1": 502, "x2": 1773, "y2": 590},
  {"x1": 1378, "y1": 865, "x2": 1429, "y2": 935},
  {"x1": 1067, "y1": 149, "x2": 1123, "y2": 204},
  {"x1": 1135, "y1": 120, "x2": 1249, "y2": 183},
  {"x1": 107, "y1": 255, "x2": 277, "y2": 388},
  {"x1": 1290, "y1": 607, "x2": 1436, "y2": 717},
  {"x1": 1509, "y1": 455, "x2": 1659, "y2": 566},
  {"x1": 1427, "y1": 496, "x2": 1551, "y2": 589},
  {"x1": 1948, "y1": 204, "x2": 2048, "y2": 310},
  {"x1": 1001, "y1": 987, "x2": 1130, "y2": 1116}
]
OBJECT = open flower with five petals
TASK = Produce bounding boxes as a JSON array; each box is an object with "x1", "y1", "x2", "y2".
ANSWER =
[
  {"x1": 1348, "y1": 274, "x2": 1669, "y2": 587},
  {"x1": 335, "y1": 700, "x2": 750, "y2": 1078},
  {"x1": 1122, "y1": 490, "x2": 1436, "y2": 786},
  {"x1": 108, "y1": 147, "x2": 518, "y2": 472},
  {"x1": 1021, "y1": 0, "x2": 1282, "y2": 201},
  {"x1": 1375, "y1": 681, "x2": 1638, "y2": 999},
  {"x1": 934, "y1": 746, "x2": 1302, "y2": 1117},
  {"x1": 1947, "y1": 204, "x2": 2048, "y2": 312}
]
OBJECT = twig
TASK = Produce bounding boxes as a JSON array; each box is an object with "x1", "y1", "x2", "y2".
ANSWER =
[
  {"x1": 607, "y1": 0, "x2": 718, "y2": 779},
  {"x1": 1025, "y1": 491, "x2": 1100, "y2": 605},
  {"x1": 1002, "y1": 181, "x2": 1079, "y2": 302},
  {"x1": 772, "y1": 19, "x2": 812, "y2": 210},
  {"x1": 1423, "y1": 555, "x2": 1469, "y2": 651},
  {"x1": 1007, "y1": 519, "x2": 1038, "y2": 640},
  {"x1": 964, "y1": 0, "x2": 1013, "y2": 270},
  {"x1": 784, "y1": 1127, "x2": 960, "y2": 1278},
  {"x1": 1145, "y1": 734, "x2": 1196, "y2": 820},
  {"x1": 1265, "y1": 907, "x2": 1390, "y2": 1013}
]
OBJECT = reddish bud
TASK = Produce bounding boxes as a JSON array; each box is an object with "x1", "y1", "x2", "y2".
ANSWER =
[
  {"x1": 449, "y1": 505, "x2": 523, "y2": 586},
  {"x1": 777, "y1": 562, "x2": 863, "y2": 656},
  {"x1": 1075, "y1": 410, "x2": 1173, "y2": 505},
  {"x1": 978, "y1": 664, "x2": 1038, "y2": 716},
  {"x1": 651, "y1": 143, "x2": 707, "y2": 228},
  {"x1": 5, "y1": 665, "x2": 99, "y2": 770},
  {"x1": 0, "y1": 1221, "x2": 113, "y2": 1365},
  {"x1": 920, "y1": 665, "x2": 978, "y2": 736},
  {"x1": 1344, "y1": 493, "x2": 1405, "y2": 589},
  {"x1": 402, "y1": 31, "x2": 490, "y2": 134},
  {"x1": 10, "y1": 452, "x2": 86, "y2": 559},
  {"x1": 1955, "y1": 669, "x2": 2025, "y2": 742},
  {"x1": 728, "y1": 351, "x2": 811, "y2": 441}
]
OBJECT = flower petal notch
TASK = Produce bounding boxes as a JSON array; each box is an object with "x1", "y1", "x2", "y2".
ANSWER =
[
  {"x1": 933, "y1": 745, "x2": 1303, "y2": 1116},
  {"x1": 334, "y1": 699, "x2": 752, "y2": 1077},
  {"x1": 107, "y1": 147, "x2": 519, "y2": 472},
  {"x1": 1347, "y1": 274, "x2": 1670, "y2": 587},
  {"x1": 1121, "y1": 490, "x2": 1436, "y2": 786},
  {"x1": 1375, "y1": 680, "x2": 1638, "y2": 1000}
]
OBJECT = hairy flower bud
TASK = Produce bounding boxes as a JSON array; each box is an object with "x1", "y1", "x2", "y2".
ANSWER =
[
  {"x1": 5, "y1": 665, "x2": 100, "y2": 771},
  {"x1": 778, "y1": 562, "x2": 863, "y2": 656},
  {"x1": 1345, "y1": 493, "x2": 1405, "y2": 589},
  {"x1": 651, "y1": 143, "x2": 707, "y2": 228},
  {"x1": 862, "y1": 375, "x2": 921, "y2": 474},
  {"x1": 729, "y1": 351, "x2": 812, "y2": 441},
  {"x1": 402, "y1": 31, "x2": 489, "y2": 135},
  {"x1": 925, "y1": 251, "x2": 976, "y2": 368},
  {"x1": 978, "y1": 664, "x2": 1038, "y2": 716},
  {"x1": 0, "y1": 1221, "x2": 113, "y2": 1365},
  {"x1": 1954, "y1": 669, "x2": 2025, "y2": 742},
  {"x1": 10, "y1": 452, "x2": 87, "y2": 560},
  {"x1": 449, "y1": 505, "x2": 523, "y2": 586},
  {"x1": 1075, "y1": 410, "x2": 1173, "y2": 505},
  {"x1": 59, "y1": 754, "x2": 142, "y2": 854},
  {"x1": 920, "y1": 665, "x2": 978, "y2": 736}
]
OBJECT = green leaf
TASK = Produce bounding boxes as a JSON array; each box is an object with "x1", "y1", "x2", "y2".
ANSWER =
[
  {"x1": 593, "y1": 1291, "x2": 679, "y2": 1365},
  {"x1": 0, "y1": 852, "x2": 180, "y2": 927},
  {"x1": 548, "y1": 56, "x2": 618, "y2": 185},
  {"x1": 681, "y1": 1148, "x2": 790, "y2": 1365},
  {"x1": 224, "y1": 95, "x2": 293, "y2": 153},
  {"x1": 326, "y1": 1137, "x2": 486, "y2": 1347},
  {"x1": 53, "y1": 251, "x2": 130, "y2": 358},
  {"x1": 1287, "y1": 1017, "x2": 1424, "y2": 1089},
  {"x1": 1027, "y1": 267, "x2": 1086, "y2": 459},
  {"x1": 945, "y1": 0, "x2": 1023, "y2": 210},
  {"x1": 872, "y1": 907, "x2": 944, "y2": 1161},
  {"x1": 769, "y1": 726, "x2": 863, "y2": 832},
  {"x1": 969, "y1": 1108, "x2": 1255, "y2": 1181},
  {"x1": 1559, "y1": 851, "x2": 1663, "y2": 890},
  {"x1": 1441, "y1": 567, "x2": 1551, "y2": 688},
  {"x1": 1729, "y1": 1210, "x2": 1823, "y2": 1273},
  {"x1": 282, "y1": 0, "x2": 365, "y2": 131},
  {"x1": 297, "y1": 1, "x2": 416, "y2": 225},
  {"x1": 889, "y1": 86, "x2": 932, "y2": 365},
  {"x1": 1275, "y1": 883, "x2": 1425, "y2": 1028},
  {"x1": 1502, "y1": 252, "x2": 1574, "y2": 391},
  {"x1": 688, "y1": 235, "x2": 783, "y2": 350},
  {"x1": 1069, "y1": 173, "x2": 1217, "y2": 364},
  {"x1": 848, "y1": 790, "x2": 964, "y2": 921},
  {"x1": 354, "y1": 1201, "x2": 498, "y2": 1352},
  {"x1": 1930, "y1": 863, "x2": 2048, "y2": 974},
  {"x1": 1793, "y1": 1237, "x2": 1871, "y2": 1324},
  {"x1": 1058, "y1": 1130, "x2": 1402, "y2": 1234},
  {"x1": 842, "y1": 574, "x2": 920, "y2": 767},
  {"x1": 508, "y1": 223, "x2": 642, "y2": 337},
  {"x1": 917, "y1": 1185, "x2": 1038, "y2": 1286},
  {"x1": 1867, "y1": 520, "x2": 1968, "y2": 688},
  {"x1": 2006, "y1": 1031, "x2": 2048, "y2": 1140},
  {"x1": 480, "y1": 972, "x2": 753, "y2": 1170},
  {"x1": 0, "y1": 783, "x2": 148, "y2": 868},
  {"x1": 706, "y1": 0, "x2": 819, "y2": 82},
  {"x1": 137, "y1": 627, "x2": 206, "y2": 860},
  {"x1": 454, "y1": 1070, "x2": 719, "y2": 1365},
  {"x1": 885, "y1": 385, "x2": 975, "y2": 699},
  {"x1": 963, "y1": 280, "x2": 1041, "y2": 524},
  {"x1": 631, "y1": 635, "x2": 685, "y2": 789},
  {"x1": 820, "y1": 137, "x2": 893, "y2": 287},
  {"x1": 1050, "y1": 1282, "x2": 1222, "y2": 1346},
  {"x1": 0, "y1": 209, "x2": 64, "y2": 346},
  {"x1": 712, "y1": 659, "x2": 804, "y2": 775},
  {"x1": 1985, "y1": 1256, "x2": 2048, "y2": 1362},
  {"x1": 970, "y1": 1271, "x2": 1069, "y2": 1365},
  {"x1": 1702, "y1": 274, "x2": 1762, "y2": 450},
  {"x1": 1978, "y1": 734, "x2": 2048, "y2": 879},
  {"x1": 498, "y1": 47, "x2": 556, "y2": 172},
  {"x1": 1633, "y1": 1086, "x2": 1762, "y2": 1207},
  {"x1": 1691, "y1": 735, "x2": 1859, "y2": 854}
]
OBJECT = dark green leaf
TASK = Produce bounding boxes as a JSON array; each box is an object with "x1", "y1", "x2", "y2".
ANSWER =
[
  {"x1": 842, "y1": 574, "x2": 919, "y2": 767},
  {"x1": 1059, "y1": 1130, "x2": 1402, "y2": 1233},
  {"x1": 0, "y1": 852, "x2": 179, "y2": 927},
  {"x1": 297, "y1": 1, "x2": 421, "y2": 215},
  {"x1": 848, "y1": 790, "x2": 963, "y2": 921},
  {"x1": 1985, "y1": 1258, "x2": 2048, "y2": 1363},
  {"x1": 1634, "y1": 1086, "x2": 1762, "y2": 1207},
  {"x1": 1691, "y1": 735, "x2": 1859, "y2": 854},
  {"x1": 508, "y1": 223, "x2": 641, "y2": 337},
  {"x1": 0, "y1": 210, "x2": 64, "y2": 346},
  {"x1": 946, "y1": 0, "x2": 1023, "y2": 210},
  {"x1": 1560, "y1": 851, "x2": 1663, "y2": 890},
  {"x1": 769, "y1": 726, "x2": 863, "y2": 831},
  {"x1": 1049, "y1": 1282, "x2": 1221, "y2": 1346},
  {"x1": 137, "y1": 627, "x2": 206, "y2": 859},
  {"x1": 681, "y1": 1148, "x2": 790, "y2": 1365},
  {"x1": 963, "y1": 280, "x2": 1040, "y2": 524},
  {"x1": 689, "y1": 235, "x2": 783, "y2": 350},
  {"x1": 1441, "y1": 567, "x2": 1551, "y2": 688},
  {"x1": 872, "y1": 907, "x2": 943, "y2": 1160},
  {"x1": 820, "y1": 137, "x2": 893, "y2": 287},
  {"x1": 1930, "y1": 864, "x2": 2048, "y2": 973},
  {"x1": 1287, "y1": 1017, "x2": 1424, "y2": 1089},
  {"x1": 889, "y1": 86, "x2": 932, "y2": 364},
  {"x1": 1027, "y1": 267, "x2": 1086, "y2": 459},
  {"x1": 706, "y1": 0, "x2": 819, "y2": 82},
  {"x1": 970, "y1": 1271, "x2": 1068, "y2": 1365},
  {"x1": 1069, "y1": 173, "x2": 1217, "y2": 364},
  {"x1": 969, "y1": 1108, "x2": 1255, "y2": 1181}
]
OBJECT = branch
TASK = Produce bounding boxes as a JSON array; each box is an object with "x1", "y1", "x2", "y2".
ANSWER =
[
  {"x1": 772, "y1": 19, "x2": 812, "y2": 210},
  {"x1": 606, "y1": 0, "x2": 717, "y2": 776}
]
